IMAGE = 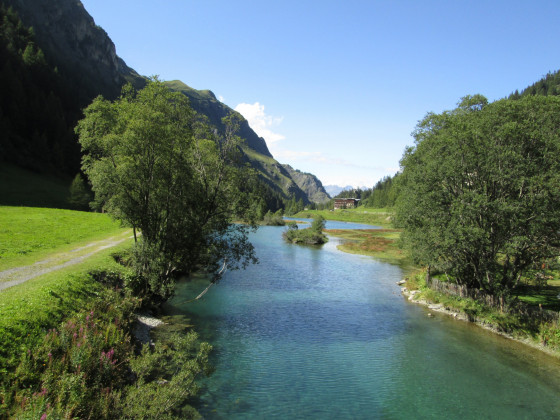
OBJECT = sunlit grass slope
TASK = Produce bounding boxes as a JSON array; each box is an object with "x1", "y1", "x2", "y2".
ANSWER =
[
  {"x1": 0, "y1": 206, "x2": 133, "y2": 375},
  {"x1": 0, "y1": 206, "x2": 126, "y2": 271},
  {"x1": 0, "y1": 241, "x2": 132, "y2": 376}
]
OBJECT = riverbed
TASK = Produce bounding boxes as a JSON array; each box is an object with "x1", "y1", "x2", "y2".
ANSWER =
[{"x1": 163, "y1": 223, "x2": 560, "y2": 419}]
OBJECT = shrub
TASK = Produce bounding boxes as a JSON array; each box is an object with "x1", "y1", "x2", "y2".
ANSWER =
[
  {"x1": 262, "y1": 210, "x2": 285, "y2": 226},
  {"x1": 283, "y1": 216, "x2": 327, "y2": 245},
  {"x1": 5, "y1": 286, "x2": 211, "y2": 419},
  {"x1": 9, "y1": 290, "x2": 138, "y2": 419}
]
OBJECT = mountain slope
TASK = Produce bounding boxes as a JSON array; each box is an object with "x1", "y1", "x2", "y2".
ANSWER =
[
  {"x1": 164, "y1": 81, "x2": 315, "y2": 203},
  {"x1": 164, "y1": 80, "x2": 271, "y2": 158},
  {"x1": 2, "y1": 0, "x2": 145, "y2": 103},
  {"x1": 282, "y1": 165, "x2": 330, "y2": 203},
  {"x1": 2, "y1": 0, "x2": 323, "y2": 205}
]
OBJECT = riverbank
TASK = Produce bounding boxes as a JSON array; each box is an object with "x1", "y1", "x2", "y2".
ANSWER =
[
  {"x1": 320, "y1": 208, "x2": 560, "y2": 358},
  {"x1": 0, "y1": 206, "x2": 210, "y2": 418},
  {"x1": 401, "y1": 282, "x2": 560, "y2": 358}
]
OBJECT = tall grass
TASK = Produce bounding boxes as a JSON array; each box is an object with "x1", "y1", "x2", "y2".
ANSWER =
[{"x1": 0, "y1": 242, "x2": 133, "y2": 377}]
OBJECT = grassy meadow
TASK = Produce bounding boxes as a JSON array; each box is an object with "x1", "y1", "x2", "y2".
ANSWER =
[
  {"x1": 294, "y1": 207, "x2": 393, "y2": 228},
  {"x1": 0, "y1": 206, "x2": 127, "y2": 271},
  {"x1": 325, "y1": 228, "x2": 415, "y2": 272},
  {"x1": 0, "y1": 242, "x2": 132, "y2": 375},
  {"x1": 0, "y1": 206, "x2": 133, "y2": 373}
]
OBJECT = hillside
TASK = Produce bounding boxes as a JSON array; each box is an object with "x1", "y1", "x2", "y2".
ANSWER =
[
  {"x1": 164, "y1": 80, "x2": 271, "y2": 157},
  {"x1": 1, "y1": 0, "x2": 322, "y2": 206},
  {"x1": 509, "y1": 69, "x2": 560, "y2": 99},
  {"x1": 2, "y1": 0, "x2": 145, "y2": 102},
  {"x1": 282, "y1": 164, "x2": 330, "y2": 203},
  {"x1": 164, "y1": 81, "x2": 312, "y2": 203}
]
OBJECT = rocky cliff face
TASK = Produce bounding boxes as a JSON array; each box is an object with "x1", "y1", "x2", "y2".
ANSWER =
[
  {"x1": 282, "y1": 165, "x2": 331, "y2": 203},
  {"x1": 3, "y1": 0, "x2": 144, "y2": 103}
]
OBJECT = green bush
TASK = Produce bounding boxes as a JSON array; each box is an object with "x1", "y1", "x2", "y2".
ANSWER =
[
  {"x1": 539, "y1": 322, "x2": 560, "y2": 350},
  {"x1": 8, "y1": 290, "x2": 138, "y2": 419},
  {"x1": 262, "y1": 210, "x2": 285, "y2": 226},
  {"x1": 283, "y1": 216, "x2": 327, "y2": 245},
  {"x1": 3, "y1": 286, "x2": 211, "y2": 419}
]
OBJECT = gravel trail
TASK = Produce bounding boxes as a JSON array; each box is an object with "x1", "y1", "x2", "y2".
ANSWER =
[{"x1": 0, "y1": 231, "x2": 133, "y2": 291}]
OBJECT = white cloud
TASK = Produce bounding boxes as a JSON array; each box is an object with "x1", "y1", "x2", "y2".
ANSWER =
[{"x1": 234, "y1": 102, "x2": 285, "y2": 145}]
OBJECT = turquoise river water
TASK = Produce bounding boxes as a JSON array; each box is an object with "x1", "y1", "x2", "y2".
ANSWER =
[{"x1": 164, "y1": 221, "x2": 560, "y2": 419}]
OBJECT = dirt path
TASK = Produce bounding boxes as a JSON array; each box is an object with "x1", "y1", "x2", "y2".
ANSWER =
[{"x1": 0, "y1": 230, "x2": 133, "y2": 291}]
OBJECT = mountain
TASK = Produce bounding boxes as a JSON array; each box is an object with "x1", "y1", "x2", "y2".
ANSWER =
[
  {"x1": 160, "y1": 85, "x2": 311, "y2": 204},
  {"x1": 281, "y1": 165, "x2": 330, "y2": 203},
  {"x1": 1, "y1": 0, "x2": 326, "y2": 205},
  {"x1": 164, "y1": 81, "x2": 271, "y2": 157},
  {"x1": 2, "y1": 0, "x2": 145, "y2": 103},
  {"x1": 324, "y1": 185, "x2": 354, "y2": 197}
]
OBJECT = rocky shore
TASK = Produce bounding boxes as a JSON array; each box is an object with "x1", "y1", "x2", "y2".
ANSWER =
[{"x1": 133, "y1": 313, "x2": 165, "y2": 345}]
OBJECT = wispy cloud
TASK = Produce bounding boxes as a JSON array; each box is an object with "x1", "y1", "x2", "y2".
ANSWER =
[{"x1": 234, "y1": 102, "x2": 285, "y2": 145}]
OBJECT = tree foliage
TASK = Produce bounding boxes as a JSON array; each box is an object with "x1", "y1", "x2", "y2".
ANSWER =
[
  {"x1": 361, "y1": 174, "x2": 400, "y2": 208},
  {"x1": 262, "y1": 209, "x2": 285, "y2": 226},
  {"x1": 76, "y1": 80, "x2": 257, "y2": 301},
  {"x1": 333, "y1": 174, "x2": 400, "y2": 209},
  {"x1": 509, "y1": 69, "x2": 560, "y2": 99},
  {"x1": 396, "y1": 95, "x2": 560, "y2": 296},
  {"x1": 283, "y1": 215, "x2": 327, "y2": 245},
  {"x1": 67, "y1": 173, "x2": 92, "y2": 210}
]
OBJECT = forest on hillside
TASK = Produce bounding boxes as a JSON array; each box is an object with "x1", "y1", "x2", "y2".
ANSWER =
[{"x1": 0, "y1": 5, "x2": 82, "y2": 175}]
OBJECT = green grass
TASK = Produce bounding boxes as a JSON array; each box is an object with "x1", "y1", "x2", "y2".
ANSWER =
[
  {"x1": 514, "y1": 279, "x2": 560, "y2": 311},
  {"x1": 241, "y1": 146, "x2": 294, "y2": 187},
  {"x1": 0, "y1": 240, "x2": 133, "y2": 375},
  {"x1": 294, "y1": 207, "x2": 394, "y2": 228},
  {"x1": 0, "y1": 163, "x2": 73, "y2": 208},
  {"x1": 0, "y1": 206, "x2": 127, "y2": 271}
]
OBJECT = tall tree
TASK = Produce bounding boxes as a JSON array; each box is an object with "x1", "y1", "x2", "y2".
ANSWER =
[
  {"x1": 396, "y1": 95, "x2": 560, "y2": 296},
  {"x1": 76, "y1": 80, "x2": 257, "y2": 300}
]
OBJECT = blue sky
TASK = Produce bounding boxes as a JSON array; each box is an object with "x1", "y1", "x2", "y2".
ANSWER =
[{"x1": 81, "y1": 0, "x2": 560, "y2": 188}]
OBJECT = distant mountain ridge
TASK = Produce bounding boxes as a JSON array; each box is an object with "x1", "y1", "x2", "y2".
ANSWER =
[
  {"x1": 2, "y1": 0, "x2": 328, "y2": 204},
  {"x1": 164, "y1": 80, "x2": 272, "y2": 158},
  {"x1": 282, "y1": 165, "x2": 330, "y2": 203},
  {"x1": 324, "y1": 185, "x2": 352, "y2": 197}
]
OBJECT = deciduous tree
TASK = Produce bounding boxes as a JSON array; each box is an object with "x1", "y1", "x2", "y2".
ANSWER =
[
  {"x1": 396, "y1": 95, "x2": 560, "y2": 296},
  {"x1": 76, "y1": 80, "x2": 257, "y2": 301}
]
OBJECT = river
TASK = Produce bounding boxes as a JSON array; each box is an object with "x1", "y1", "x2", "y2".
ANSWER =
[{"x1": 163, "y1": 221, "x2": 560, "y2": 419}]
